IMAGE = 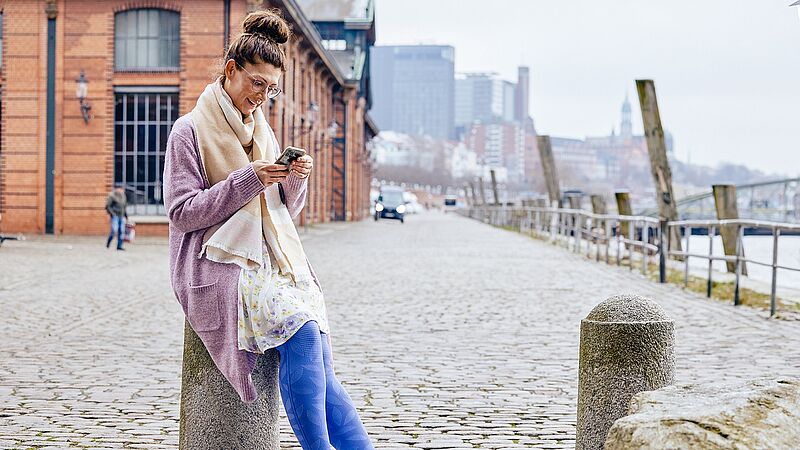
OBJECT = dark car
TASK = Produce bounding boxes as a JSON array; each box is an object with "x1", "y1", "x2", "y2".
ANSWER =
[{"x1": 374, "y1": 188, "x2": 406, "y2": 223}]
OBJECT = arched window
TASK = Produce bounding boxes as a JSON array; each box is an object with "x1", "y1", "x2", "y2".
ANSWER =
[{"x1": 115, "y1": 9, "x2": 179, "y2": 70}]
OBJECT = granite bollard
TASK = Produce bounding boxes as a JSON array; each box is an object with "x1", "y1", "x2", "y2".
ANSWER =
[
  {"x1": 179, "y1": 321, "x2": 281, "y2": 449},
  {"x1": 576, "y1": 294, "x2": 675, "y2": 450}
]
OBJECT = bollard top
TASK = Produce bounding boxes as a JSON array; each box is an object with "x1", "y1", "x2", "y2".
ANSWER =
[{"x1": 585, "y1": 294, "x2": 671, "y2": 323}]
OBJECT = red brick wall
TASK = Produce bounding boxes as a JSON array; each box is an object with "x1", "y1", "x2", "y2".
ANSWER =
[{"x1": 1, "y1": 0, "x2": 48, "y2": 233}]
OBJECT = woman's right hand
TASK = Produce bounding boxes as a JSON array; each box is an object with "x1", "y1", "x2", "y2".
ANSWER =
[{"x1": 251, "y1": 160, "x2": 290, "y2": 187}]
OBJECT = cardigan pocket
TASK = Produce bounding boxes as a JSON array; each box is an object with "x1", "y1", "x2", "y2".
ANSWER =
[{"x1": 184, "y1": 281, "x2": 222, "y2": 332}]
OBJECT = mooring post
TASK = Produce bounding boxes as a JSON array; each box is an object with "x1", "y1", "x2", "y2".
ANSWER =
[
  {"x1": 490, "y1": 169, "x2": 500, "y2": 206},
  {"x1": 478, "y1": 176, "x2": 487, "y2": 206},
  {"x1": 537, "y1": 135, "x2": 561, "y2": 207},
  {"x1": 712, "y1": 184, "x2": 747, "y2": 275},
  {"x1": 636, "y1": 80, "x2": 682, "y2": 253},
  {"x1": 614, "y1": 191, "x2": 632, "y2": 237}
]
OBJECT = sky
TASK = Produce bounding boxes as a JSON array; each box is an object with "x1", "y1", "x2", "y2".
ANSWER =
[{"x1": 374, "y1": 0, "x2": 800, "y2": 176}]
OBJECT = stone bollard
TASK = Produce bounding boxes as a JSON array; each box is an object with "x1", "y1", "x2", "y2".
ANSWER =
[
  {"x1": 576, "y1": 294, "x2": 675, "y2": 450},
  {"x1": 179, "y1": 321, "x2": 281, "y2": 449}
]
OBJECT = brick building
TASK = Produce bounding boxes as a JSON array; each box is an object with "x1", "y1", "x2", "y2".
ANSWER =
[{"x1": 0, "y1": 0, "x2": 377, "y2": 236}]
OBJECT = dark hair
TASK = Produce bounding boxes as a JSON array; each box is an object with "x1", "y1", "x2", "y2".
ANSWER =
[{"x1": 224, "y1": 9, "x2": 291, "y2": 72}]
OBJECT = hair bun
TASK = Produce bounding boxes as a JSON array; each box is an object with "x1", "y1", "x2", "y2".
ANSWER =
[{"x1": 243, "y1": 10, "x2": 290, "y2": 44}]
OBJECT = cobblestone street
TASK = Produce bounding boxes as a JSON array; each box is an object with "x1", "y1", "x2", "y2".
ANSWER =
[{"x1": 2, "y1": 211, "x2": 799, "y2": 449}]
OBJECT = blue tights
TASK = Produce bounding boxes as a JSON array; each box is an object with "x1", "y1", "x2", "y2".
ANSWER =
[{"x1": 275, "y1": 320, "x2": 374, "y2": 450}]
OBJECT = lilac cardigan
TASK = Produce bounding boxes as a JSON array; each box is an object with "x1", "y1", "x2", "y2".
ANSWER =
[{"x1": 162, "y1": 114, "x2": 318, "y2": 404}]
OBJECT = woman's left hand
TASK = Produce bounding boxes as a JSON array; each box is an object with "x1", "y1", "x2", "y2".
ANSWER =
[{"x1": 290, "y1": 155, "x2": 313, "y2": 179}]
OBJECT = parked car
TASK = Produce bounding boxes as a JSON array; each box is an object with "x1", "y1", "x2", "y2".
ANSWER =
[
  {"x1": 374, "y1": 187, "x2": 406, "y2": 223},
  {"x1": 402, "y1": 192, "x2": 423, "y2": 214},
  {"x1": 443, "y1": 195, "x2": 458, "y2": 213}
]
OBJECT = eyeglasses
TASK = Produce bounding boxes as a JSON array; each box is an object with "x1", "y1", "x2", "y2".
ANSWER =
[{"x1": 237, "y1": 63, "x2": 282, "y2": 99}]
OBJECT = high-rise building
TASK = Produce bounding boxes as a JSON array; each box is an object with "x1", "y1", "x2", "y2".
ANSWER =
[
  {"x1": 369, "y1": 45, "x2": 455, "y2": 139},
  {"x1": 464, "y1": 121, "x2": 533, "y2": 184},
  {"x1": 457, "y1": 67, "x2": 537, "y2": 186},
  {"x1": 454, "y1": 73, "x2": 516, "y2": 134},
  {"x1": 514, "y1": 66, "x2": 531, "y2": 122}
]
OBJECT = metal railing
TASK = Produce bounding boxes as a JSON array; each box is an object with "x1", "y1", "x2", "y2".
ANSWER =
[
  {"x1": 462, "y1": 205, "x2": 800, "y2": 317},
  {"x1": 668, "y1": 219, "x2": 800, "y2": 317}
]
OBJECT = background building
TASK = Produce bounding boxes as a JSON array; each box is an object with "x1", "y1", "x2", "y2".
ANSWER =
[
  {"x1": 369, "y1": 45, "x2": 455, "y2": 139},
  {"x1": 296, "y1": 0, "x2": 378, "y2": 221},
  {"x1": 455, "y1": 73, "x2": 515, "y2": 135},
  {"x1": 458, "y1": 67, "x2": 537, "y2": 186},
  {"x1": 514, "y1": 66, "x2": 530, "y2": 122},
  {"x1": 0, "y1": 0, "x2": 376, "y2": 235}
]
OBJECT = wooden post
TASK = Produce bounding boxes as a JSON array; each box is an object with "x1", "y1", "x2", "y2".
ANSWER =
[
  {"x1": 615, "y1": 191, "x2": 632, "y2": 238},
  {"x1": 591, "y1": 195, "x2": 607, "y2": 215},
  {"x1": 490, "y1": 169, "x2": 500, "y2": 206},
  {"x1": 537, "y1": 135, "x2": 561, "y2": 207},
  {"x1": 469, "y1": 182, "x2": 479, "y2": 207},
  {"x1": 712, "y1": 184, "x2": 747, "y2": 275},
  {"x1": 567, "y1": 194, "x2": 582, "y2": 210},
  {"x1": 478, "y1": 176, "x2": 487, "y2": 206},
  {"x1": 636, "y1": 80, "x2": 682, "y2": 252},
  {"x1": 591, "y1": 194, "x2": 608, "y2": 236}
]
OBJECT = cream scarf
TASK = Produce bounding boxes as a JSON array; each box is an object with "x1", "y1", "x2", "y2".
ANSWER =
[{"x1": 192, "y1": 77, "x2": 311, "y2": 283}]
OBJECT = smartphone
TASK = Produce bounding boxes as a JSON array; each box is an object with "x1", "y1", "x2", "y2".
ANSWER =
[{"x1": 275, "y1": 146, "x2": 307, "y2": 165}]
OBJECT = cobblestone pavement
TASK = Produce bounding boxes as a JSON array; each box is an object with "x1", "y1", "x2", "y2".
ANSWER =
[{"x1": 1, "y1": 211, "x2": 799, "y2": 449}]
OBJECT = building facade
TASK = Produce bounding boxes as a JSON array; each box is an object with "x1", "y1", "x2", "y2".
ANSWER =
[
  {"x1": 514, "y1": 66, "x2": 530, "y2": 122},
  {"x1": 454, "y1": 66, "x2": 534, "y2": 138},
  {"x1": 0, "y1": 0, "x2": 376, "y2": 235},
  {"x1": 464, "y1": 121, "x2": 534, "y2": 184},
  {"x1": 369, "y1": 45, "x2": 455, "y2": 139},
  {"x1": 455, "y1": 73, "x2": 513, "y2": 136},
  {"x1": 458, "y1": 67, "x2": 537, "y2": 187}
]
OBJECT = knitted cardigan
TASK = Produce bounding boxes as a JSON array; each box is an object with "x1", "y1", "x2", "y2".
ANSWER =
[{"x1": 163, "y1": 113, "x2": 318, "y2": 403}]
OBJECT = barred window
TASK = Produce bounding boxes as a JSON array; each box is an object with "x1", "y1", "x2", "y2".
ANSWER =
[
  {"x1": 115, "y1": 9, "x2": 180, "y2": 70},
  {"x1": 114, "y1": 89, "x2": 179, "y2": 215}
]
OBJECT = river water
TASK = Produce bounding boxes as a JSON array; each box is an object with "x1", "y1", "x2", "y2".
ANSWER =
[{"x1": 682, "y1": 235, "x2": 800, "y2": 292}]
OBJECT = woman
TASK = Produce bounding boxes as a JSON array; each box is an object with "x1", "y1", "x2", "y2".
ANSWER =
[{"x1": 163, "y1": 10, "x2": 374, "y2": 449}]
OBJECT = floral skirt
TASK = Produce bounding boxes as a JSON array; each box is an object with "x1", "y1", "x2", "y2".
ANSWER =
[{"x1": 237, "y1": 243, "x2": 330, "y2": 354}]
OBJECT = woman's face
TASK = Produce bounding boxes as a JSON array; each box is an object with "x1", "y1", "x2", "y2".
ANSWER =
[{"x1": 223, "y1": 59, "x2": 282, "y2": 116}]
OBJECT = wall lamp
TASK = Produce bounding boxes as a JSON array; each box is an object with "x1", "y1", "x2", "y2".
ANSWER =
[{"x1": 76, "y1": 71, "x2": 91, "y2": 124}]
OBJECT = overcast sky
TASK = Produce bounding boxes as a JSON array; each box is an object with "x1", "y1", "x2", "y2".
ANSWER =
[{"x1": 374, "y1": 0, "x2": 800, "y2": 176}]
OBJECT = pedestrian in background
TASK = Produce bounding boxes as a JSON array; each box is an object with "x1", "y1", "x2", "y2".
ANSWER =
[{"x1": 105, "y1": 185, "x2": 127, "y2": 251}]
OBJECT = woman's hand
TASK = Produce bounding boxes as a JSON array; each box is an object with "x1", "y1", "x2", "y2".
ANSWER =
[
  {"x1": 290, "y1": 155, "x2": 313, "y2": 179},
  {"x1": 251, "y1": 161, "x2": 290, "y2": 187}
]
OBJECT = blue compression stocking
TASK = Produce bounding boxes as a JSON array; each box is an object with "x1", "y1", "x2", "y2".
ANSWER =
[{"x1": 276, "y1": 320, "x2": 374, "y2": 450}]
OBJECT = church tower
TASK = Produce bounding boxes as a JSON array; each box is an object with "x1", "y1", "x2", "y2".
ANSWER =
[{"x1": 620, "y1": 93, "x2": 633, "y2": 139}]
